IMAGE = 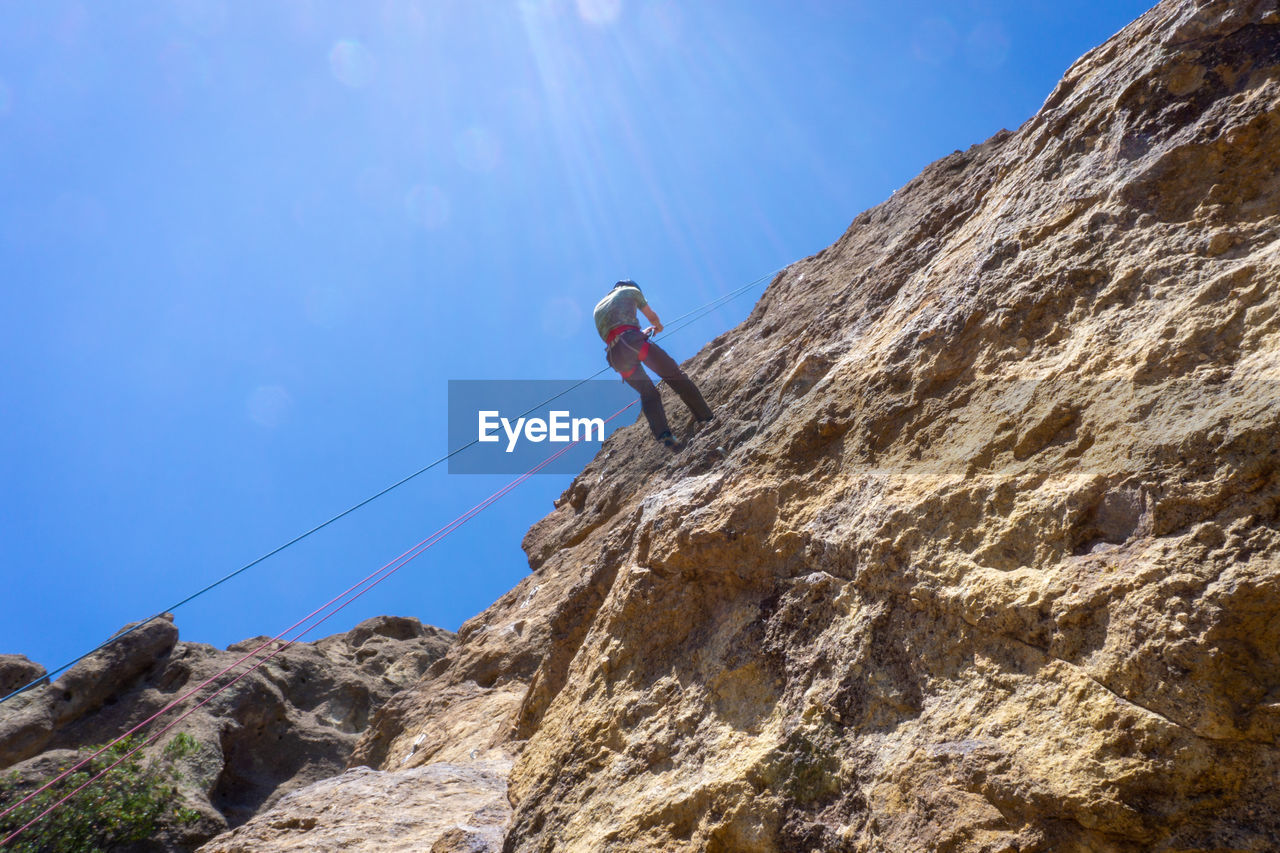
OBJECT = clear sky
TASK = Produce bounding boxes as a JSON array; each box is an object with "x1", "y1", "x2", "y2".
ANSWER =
[{"x1": 0, "y1": 0, "x2": 1154, "y2": 674}]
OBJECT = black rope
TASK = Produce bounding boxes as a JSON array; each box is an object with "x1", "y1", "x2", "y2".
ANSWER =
[{"x1": 1, "y1": 265, "x2": 783, "y2": 705}]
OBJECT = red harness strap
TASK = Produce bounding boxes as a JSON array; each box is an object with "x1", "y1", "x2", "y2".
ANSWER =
[
  {"x1": 605, "y1": 324, "x2": 639, "y2": 345},
  {"x1": 621, "y1": 340, "x2": 651, "y2": 378},
  {"x1": 605, "y1": 325, "x2": 649, "y2": 378}
]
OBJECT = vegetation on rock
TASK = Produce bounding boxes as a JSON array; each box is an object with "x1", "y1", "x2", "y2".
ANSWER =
[{"x1": 0, "y1": 734, "x2": 200, "y2": 853}]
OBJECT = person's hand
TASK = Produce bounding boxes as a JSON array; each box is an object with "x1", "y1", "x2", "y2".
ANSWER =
[{"x1": 643, "y1": 325, "x2": 657, "y2": 337}]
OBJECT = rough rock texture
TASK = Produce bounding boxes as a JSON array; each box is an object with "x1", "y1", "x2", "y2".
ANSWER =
[
  {"x1": 0, "y1": 656, "x2": 46, "y2": 698},
  {"x1": 0, "y1": 615, "x2": 453, "y2": 851},
  {"x1": 197, "y1": 760, "x2": 511, "y2": 853},
  {"x1": 207, "y1": 1, "x2": 1280, "y2": 851}
]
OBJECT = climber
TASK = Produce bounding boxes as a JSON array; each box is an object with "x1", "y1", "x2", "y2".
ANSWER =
[{"x1": 594, "y1": 279, "x2": 714, "y2": 448}]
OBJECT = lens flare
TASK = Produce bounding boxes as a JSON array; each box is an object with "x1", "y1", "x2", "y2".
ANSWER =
[
  {"x1": 405, "y1": 185, "x2": 451, "y2": 229},
  {"x1": 354, "y1": 164, "x2": 393, "y2": 207},
  {"x1": 454, "y1": 127, "x2": 502, "y2": 173},
  {"x1": 965, "y1": 22, "x2": 1011, "y2": 70},
  {"x1": 285, "y1": 0, "x2": 320, "y2": 37},
  {"x1": 639, "y1": 1, "x2": 682, "y2": 45},
  {"x1": 56, "y1": 3, "x2": 90, "y2": 46},
  {"x1": 576, "y1": 0, "x2": 622, "y2": 26},
  {"x1": 380, "y1": 0, "x2": 428, "y2": 35},
  {"x1": 911, "y1": 17, "x2": 958, "y2": 65},
  {"x1": 157, "y1": 40, "x2": 211, "y2": 109},
  {"x1": 304, "y1": 287, "x2": 345, "y2": 328},
  {"x1": 174, "y1": 0, "x2": 228, "y2": 37},
  {"x1": 52, "y1": 192, "x2": 107, "y2": 238},
  {"x1": 541, "y1": 296, "x2": 583, "y2": 339},
  {"x1": 518, "y1": 0, "x2": 557, "y2": 16},
  {"x1": 247, "y1": 385, "x2": 292, "y2": 428},
  {"x1": 503, "y1": 87, "x2": 541, "y2": 129},
  {"x1": 329, "y1": 39, "x2": 375, "y2": 89}
]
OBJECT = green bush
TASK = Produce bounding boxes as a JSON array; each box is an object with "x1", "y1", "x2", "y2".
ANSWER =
[{"x1": 0, "y1": 734, "x2": 200, "y2": 853}]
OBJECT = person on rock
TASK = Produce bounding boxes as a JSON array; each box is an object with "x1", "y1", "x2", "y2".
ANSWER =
[{"x1": 594, "y1": 279, "x2": 714, "y2": 449}]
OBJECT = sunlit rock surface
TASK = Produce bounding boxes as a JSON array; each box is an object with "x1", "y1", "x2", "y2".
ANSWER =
[
  {"x1": 208, "y1": 1, "x2": 1280, "y2": 850},
  {"x1": 197, "y1": 760, "x2": 510, "y2": 853}
]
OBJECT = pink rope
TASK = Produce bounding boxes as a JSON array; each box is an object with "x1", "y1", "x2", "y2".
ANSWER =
[{"x1": 2, "y1": 402, "x2": 636, "y2": 847}]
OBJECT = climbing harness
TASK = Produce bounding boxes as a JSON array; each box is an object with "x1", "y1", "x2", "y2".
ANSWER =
[{"x1": 604, "y1": 325, "x2": 652, "y2": 379}]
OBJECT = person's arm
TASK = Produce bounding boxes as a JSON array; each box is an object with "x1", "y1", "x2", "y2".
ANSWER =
[{"x1": 640, "y1": 304, "x2": 663, "y2": 336}]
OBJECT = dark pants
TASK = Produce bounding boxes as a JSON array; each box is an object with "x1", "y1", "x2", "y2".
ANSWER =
[{"x1": 607, "y1": 329, "x2": 713, "y2": 438}]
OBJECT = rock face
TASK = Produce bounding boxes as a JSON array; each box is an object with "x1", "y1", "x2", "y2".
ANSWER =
[
  {"x1": 213, "y1": 1, "x2": 1280, "y2": 851},
  {"x1": 0, "y1": 614, "x2": 453, "y2": 851},
  {"x1": 197, "y1": 760, "x2": 511, "y2": 853},
  {"x1": 0, "y1": 656, "x2": 46, "y2": 698}
]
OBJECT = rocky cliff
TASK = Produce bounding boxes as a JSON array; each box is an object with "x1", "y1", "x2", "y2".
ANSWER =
[
  {"x1": 207, "y1": 1, "x2": 1280, "y2": 850},
  {"x1": 0, "y1": 615, "x2": 452, "y2": 850}
]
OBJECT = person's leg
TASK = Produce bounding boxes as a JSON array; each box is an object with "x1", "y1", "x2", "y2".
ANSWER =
[
  {"x1": 640, "y1": 340, "x2": 713, "y2": 422},
  {"x1": 623, "y1": 369, "x2": 671, "y2": 438},
  {"x1": 611, "y1": 331, "x2": 672, "y2": 439}
]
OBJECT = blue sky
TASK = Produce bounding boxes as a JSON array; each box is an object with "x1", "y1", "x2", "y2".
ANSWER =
[{"x1": 0, "y1": 0, "x2": 1153, "y2": 674}]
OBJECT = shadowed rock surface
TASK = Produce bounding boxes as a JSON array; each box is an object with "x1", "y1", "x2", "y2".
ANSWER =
[
  {"x1": 199, "y1": 0, "x2": 1280, "y2": 850},
  {"x1": 0, "y1": 615, "x2": 453, "y2": 851}
]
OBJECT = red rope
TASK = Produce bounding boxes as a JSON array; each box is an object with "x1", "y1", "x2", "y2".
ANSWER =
[{"x1": 1, "y1": 401, "x2": 636, "y2": 846}]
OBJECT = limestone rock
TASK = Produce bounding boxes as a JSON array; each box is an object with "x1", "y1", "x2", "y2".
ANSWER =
[
  {"x1": 0, "y1": 615, "x2": 452, "y2": 851},
  {"x1": 0, "y1": 616, "x2": 179, "y2": 769},
  {"x1": 345, "y1": 1, "x2": 1280, "y2": 851},
  {"x1": 52, "y1": 615, "x2": 180, "y2": 727},
  {"x1": 196, "y1": 760, "x2": 510, "y2": 853},
  {"x1": 0, "y1": 655, "x2": 46, "y2": 696},
  {"x1": 174, "y1": 0, "x2": 1280, "y2": 850}
]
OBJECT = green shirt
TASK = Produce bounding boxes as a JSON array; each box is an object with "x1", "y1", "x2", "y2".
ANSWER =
[{"x1": 593, "y1": 286, "x2": 648, "y2": 341}]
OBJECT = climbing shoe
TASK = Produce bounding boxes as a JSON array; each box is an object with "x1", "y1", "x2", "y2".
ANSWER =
[{"x1": 657, "y1": 430, "x2": 678, "y2": 449}]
